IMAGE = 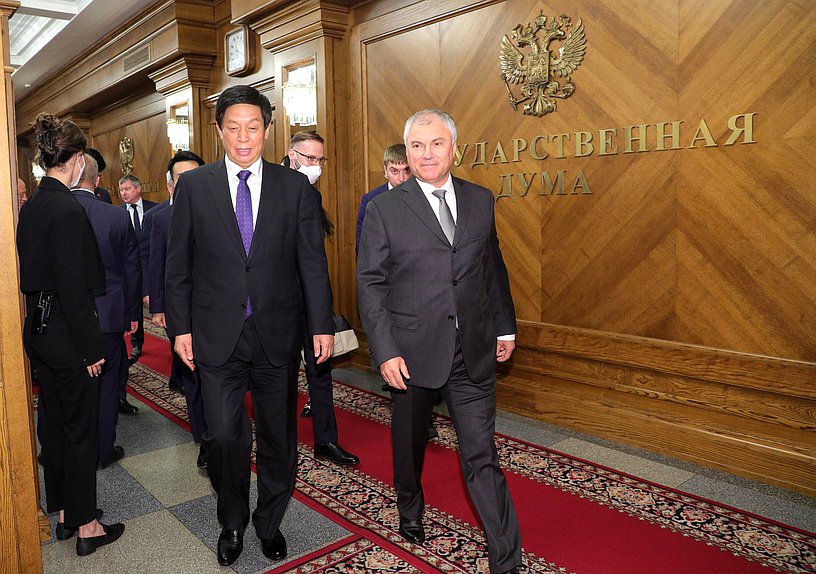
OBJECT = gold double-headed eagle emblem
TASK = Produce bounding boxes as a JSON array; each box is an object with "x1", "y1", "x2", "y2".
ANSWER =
[{"x1": 500, "y1": 11, "x2": 587, "y2": 117}]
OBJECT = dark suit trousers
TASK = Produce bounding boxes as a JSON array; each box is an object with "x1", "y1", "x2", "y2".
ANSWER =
[
  {"x1": 302, "y1": 325, "x2": 338, "y2": 445},
  {"x1": 391, "y1": 336, "x2": 522, "y2": 573},
  {"x1": 25, "y1": 317, "x2": 99, "y2": 529},
  {"x1": 98, "y1": 332, "x2": 126, "y2": 461},
  {"x1": 198, "y1": 317, "x2": 298, "y2": 536},
  {"x1": 169, "y1": 333, "x2": 206, "y2": 443}
]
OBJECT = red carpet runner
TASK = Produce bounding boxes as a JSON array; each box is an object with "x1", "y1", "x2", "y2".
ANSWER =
[{"x1": 130, "y1": 329, "x2": 815, "y2": 574}]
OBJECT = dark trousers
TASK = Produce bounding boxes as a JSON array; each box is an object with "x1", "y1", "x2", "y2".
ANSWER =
[
  {"x1": 390, "y1": 337, "x2": 522, "y2": 573},
  {"x1": 130, "y1": 312, "x2": 144, "y2": 351},
  {"x1": 169, "y1": 338, "x2": 184, "y2": 389},
  {"x1": 170, "y1": 333, "x2": 206, "y2": 443},
  {"x1": 197, "y1": 317, "x2": 298, "y2": 536},
  {"x1": 25, "y1": 317, "x2": 99, "y2": 529},
  {"x1": 302, "y1": 327, "x2": 338, "y2": 445},
  {"x1": 98, "y1": 332, "x2": 126, "y2": 461}
]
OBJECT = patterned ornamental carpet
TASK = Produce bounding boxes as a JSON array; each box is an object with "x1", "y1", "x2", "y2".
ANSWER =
[{"x1": 131, "y1": 329, "x2": 815, "y2": 574}]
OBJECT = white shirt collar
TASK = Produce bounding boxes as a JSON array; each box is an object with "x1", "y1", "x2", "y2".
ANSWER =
[
  {"x1": 415, "y1": 174, "x2": 453, "y2": 196},
  {"x1": 224, "y1": 156, "x2": 262, "y2": 181}
]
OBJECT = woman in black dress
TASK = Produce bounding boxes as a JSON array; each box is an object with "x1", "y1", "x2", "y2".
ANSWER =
[{"x1": 17, "y1": 113, "x2": 125, "y2": 556}]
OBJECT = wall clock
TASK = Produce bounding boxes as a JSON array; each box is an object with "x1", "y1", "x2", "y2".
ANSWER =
[{"x1": 225, "y1": 25, "x2": 254, "y2": 76}]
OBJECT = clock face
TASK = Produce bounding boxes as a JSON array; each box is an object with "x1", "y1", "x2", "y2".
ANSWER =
[{"x1": 225, "y1": 27, "x2": 252, "y2": 75}]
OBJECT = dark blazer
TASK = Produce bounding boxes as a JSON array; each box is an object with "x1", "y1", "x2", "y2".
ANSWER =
[
  {"x1": 95, "y1": 186, "x2": 112, "y2": 204},
  {"x1": 357, "y1": 176, "x2": 515, "y2": 388},
  {"x1": 147, "y1": 203, "x2": 172, "y2": 314},
  {"x1": 165, "y1": 158, "x2": 334, "y2": 366},
  {"x1": 140, "y1": 200, "x2": 169, "y2": 296},
  {"x1": 122, "y1": 198, "x2": 157, "y2": 296},
  {"x1": 72, "y1": 189, "x2": 141, "y2": 333},
  {"x1": 17, "y1": 176, "x2": 106, "y2": 365},
  {"x1": 356, "y1": 182, "x2": 388, "y2": 254}
]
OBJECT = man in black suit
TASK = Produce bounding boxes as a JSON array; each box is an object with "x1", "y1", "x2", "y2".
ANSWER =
[
  {"x1": 71, "y1": 154, "x2": 140, "y2": 469},
  {"x1": 357, "y1": 109, "x2": 522, "y2": 574},
  {"x1": 119, "y1": 174, "x2": 157, "y2": 413},
  {"x1": 165, "y1": 85, "x2": 334, "y2": 567},
  {"x1": 86, "y1": 148, "x2": 112, "y2": 204},
  {"x1": 148, "y1": 150, "x2": 207, "y2": 468}
]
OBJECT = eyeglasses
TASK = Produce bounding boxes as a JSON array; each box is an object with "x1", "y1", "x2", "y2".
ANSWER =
[{"x1": 292, "y1": 148, "x2": 328, "y2": 166}]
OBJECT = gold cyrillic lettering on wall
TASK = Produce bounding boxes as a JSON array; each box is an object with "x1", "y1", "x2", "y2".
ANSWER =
[
  {"x1": 724, "y1": 113, "x2": 757, "y2": 146},
  {"x1": 575, "y1": 131, "x2": 593, "y2": 157},
  {"x1": 453, "y1": 113, "x2": 757, "y2": 200},
  {"x1": 655, "y1": 121, "x2": 683, "y2": 151},
  {"x1": 491, "y1": 141, "x2": 509, "y2": 164},
  {"x1": 623, "y1": 124, "x2": 649, "y2": 153},
  {"x1": 512, "y1": 138, "x2": 527, "y2": 162},
  {"x1": 689, "y1": 119, "x2": 717, "y2": 148},
  {"x1": 531, "y1": 135, "x2": 548, "y2": 159}
]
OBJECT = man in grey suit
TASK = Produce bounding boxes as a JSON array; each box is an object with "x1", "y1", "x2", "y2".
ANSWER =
[
  {"x1": 357, "y1": 109, "x2": 522, "y2": 574},
  {"x1": 166, "y1": 85, "x2": 334, "y2": 567}
]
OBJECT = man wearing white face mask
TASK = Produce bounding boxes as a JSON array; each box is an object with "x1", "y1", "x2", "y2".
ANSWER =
[{"x1": 285, "y1": 131, "x2": 360, "y2": 467}]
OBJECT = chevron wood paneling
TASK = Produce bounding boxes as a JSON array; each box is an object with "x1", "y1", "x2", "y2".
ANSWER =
[{"x1": 348, "y1": 0, "x2": 816, "y2": 493}]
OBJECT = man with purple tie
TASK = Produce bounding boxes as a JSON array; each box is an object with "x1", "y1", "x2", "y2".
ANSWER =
[{"x1": 165, "y1": 85, "x2": 334, "y2": 567}]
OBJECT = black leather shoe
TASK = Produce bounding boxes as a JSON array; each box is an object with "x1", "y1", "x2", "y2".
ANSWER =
[
  {"x1": 56, "y1": 509, "x2": 103, "y2": 541},
  {"x1": 300, "y1": 401, "x2": 312, "y2": 417},
  {"x1": 314, "y1": 442, "x2": 359, "y2": 465},
  {"x1": 260, "y1": 529, "x2": 287, "y2": 561},
  {"x1": 196, "y1": 443, "x2": 208, "y2": 470},
  {"x1": 98, "y1": 446, "x2": 124, "y2": 470},
  {"x1": 427, "y1": 424, "x2": 439, "y2": 440},
  {"x1": 130, "y1": 346, "x2": 142, "y2": 359},
  {"x1": 217, "y1": 524, "x2": 246, "y2": 566},
  {"x1": 500, "y1": 568, "x2": 521, "y2": 574},
  {"x1": 398, "y1": 516, "x2": 425, "y2": 544},
  {"x1": 76, "y1": 522, "x2": 125, "y2": 556},
  {"x1": 118, "y1": 398, "x2": 139, "y2": 415}
]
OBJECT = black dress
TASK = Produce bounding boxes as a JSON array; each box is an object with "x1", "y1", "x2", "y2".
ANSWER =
[{"x1": 17, "y1": 176, "x2": 106, "y2": 528}]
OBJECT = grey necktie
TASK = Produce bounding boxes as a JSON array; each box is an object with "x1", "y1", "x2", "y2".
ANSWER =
[{"x1": 432, "y1": 189, "x2": 455, "y2": 244}]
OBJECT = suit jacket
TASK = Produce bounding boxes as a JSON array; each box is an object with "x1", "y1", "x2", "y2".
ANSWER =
[
  {"x1": 165, "y1": 158, "x2": 334, "y2": 366},
  {"x1": 356, "y1": 183, "x2": 388, "y2": 254},
  {"x1": 140, "y1": 200, "x2": 170, "y2": 296},
  {"x1": 95, "y1": 186, "x2": 112, "y2": 204},
  {"x1": 357, "y1": 176, "x2": 515, "y2": 388},
  {"x1": 147, "y1": 203, "x2": 172, "y2": 314},
  {"x1": 17, "y1": 176, "x2": 106, "y2": 365},
  {"x1": 72, "y1": 189, "x2": 141, "y2": 333},
  {"x1": 122, "y1": 198, "x2": 157, "y2": 297}
]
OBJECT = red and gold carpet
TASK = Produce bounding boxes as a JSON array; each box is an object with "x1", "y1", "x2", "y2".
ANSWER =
[{"x1": 131, "y1": 328, "x2": 815, "y2": 574}]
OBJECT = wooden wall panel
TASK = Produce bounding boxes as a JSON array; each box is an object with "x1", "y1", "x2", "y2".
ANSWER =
[{"x1": 349, "y1": 0, "x2": 816, "y2": 493}]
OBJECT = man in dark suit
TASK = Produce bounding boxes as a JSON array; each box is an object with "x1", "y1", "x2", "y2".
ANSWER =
[
  {"x1": 148, "y1": 150, "x2": 207, "y2": 468},
  {"x1": 165, "y1": 85, "x2": 334, "y2": 567},
  {"x1": 118, "y1": 174, "x2": 157, "y2": 413},
  {"x1": 357, "y1": 109, "x2": 522, "y2": 574},
  {"x1": 140, "y1": 167, "x2": 176, "y2": 391},
  {"x1": 285, "y1": 130, "x2": 359, "y2": 467},
  {"x1": 355, "y1": 143, "x2": 411, "y2": 254},
  {"x1": 86, "y1": 148, "x2": 112, "y2": 204},
  {"x1": 71, "y1": 154, "x2": 140, "y2": 469}
]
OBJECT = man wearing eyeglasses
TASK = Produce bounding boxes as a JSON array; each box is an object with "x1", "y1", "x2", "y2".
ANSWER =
[{"x1": 286, "y1": 131, "x2": 360, "y2": 468}]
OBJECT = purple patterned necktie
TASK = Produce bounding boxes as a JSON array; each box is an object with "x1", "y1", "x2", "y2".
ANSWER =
[{"x1": 236, "y1": 169, "x2": 253, "y2": 317}]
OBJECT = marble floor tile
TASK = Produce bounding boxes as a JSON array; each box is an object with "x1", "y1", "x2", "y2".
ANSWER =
[
  {"x1": 119, "y1": 441, "x2": 216, "y2": 507},
  {"x1": 41, "y1": 508, "x2": 226, "y2": 574}
]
